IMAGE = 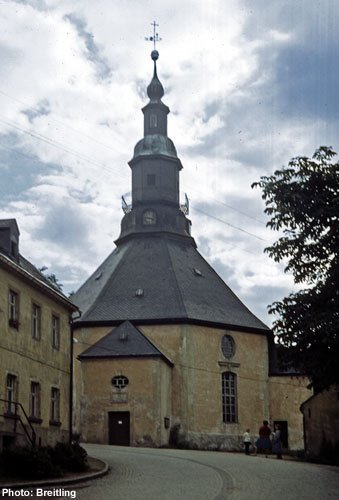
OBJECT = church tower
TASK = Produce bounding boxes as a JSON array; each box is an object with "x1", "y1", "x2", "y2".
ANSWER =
[
  {"x1": 117, "y1": 49, "x2": 192, "y2": 245},
  {"x1": 72, "y1": 45, "x2": 310, "y2": 451}
]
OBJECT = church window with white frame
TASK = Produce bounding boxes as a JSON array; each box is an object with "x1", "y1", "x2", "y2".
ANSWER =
[{"x1": 222, "y1": 372, "x2": 238, "y2": 423}]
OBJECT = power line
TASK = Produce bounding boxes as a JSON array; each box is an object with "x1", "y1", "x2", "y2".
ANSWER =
[
  {"x1": 191, "y1": 205, "x2": 269, "y2": 242},
  {"x1": 0, "y1": 146, "x2": 270, "y2": 248},
  {"x1": 0, "y1": 90, "x2": 268, "y2": 226},
  {"x1": 73, "y1": 338, "x2": 307, "y2": 389},
  {"x1": 0, "y1": 90, "x2": 269, "y2": 228},
  {"x1": 0, "y1": 89, "x2": 123, "y2": 155},
  {"x1": 0, "y1": 117, "x2": 113, "y2": 171}
]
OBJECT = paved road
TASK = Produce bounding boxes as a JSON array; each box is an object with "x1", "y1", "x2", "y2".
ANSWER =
[{"x1": 76, "y1": 444, "x2": 339, "y2": 500}]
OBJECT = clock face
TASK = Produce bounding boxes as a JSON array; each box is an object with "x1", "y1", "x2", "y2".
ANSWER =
[{"x1": 143, "y1": 210, "x2": 157, "y2": 225}]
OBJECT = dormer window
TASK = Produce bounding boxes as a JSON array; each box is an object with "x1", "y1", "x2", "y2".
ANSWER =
[{"x1": 150, "y1": 114, "x2": 157, "y2": 128}]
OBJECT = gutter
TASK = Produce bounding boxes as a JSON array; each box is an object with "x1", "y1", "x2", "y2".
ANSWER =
[{"x1": 0, "y1": 252, "x2": 77, "y2": 311}]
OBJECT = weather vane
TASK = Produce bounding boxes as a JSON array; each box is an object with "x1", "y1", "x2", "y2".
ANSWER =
[{"x1": 145, "y1": 21, "x2": 162, "y2": 51}]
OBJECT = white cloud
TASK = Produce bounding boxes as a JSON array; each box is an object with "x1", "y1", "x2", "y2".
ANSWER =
[{"x1": 0, "y1": 0, "x2": 338, "y2": 325}]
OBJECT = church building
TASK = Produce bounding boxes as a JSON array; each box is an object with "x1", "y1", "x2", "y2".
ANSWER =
[{"x1": 72, "y1": 49, "x2": 311, "y2": 451}]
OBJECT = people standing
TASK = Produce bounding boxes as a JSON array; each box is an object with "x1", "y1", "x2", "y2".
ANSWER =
[
  {"x1": 255, "y1": 420, "x2": 272, "y2": 457},
  {"x1": 243, "y1": 428, "x2": 252, "y2": 455},
  {"x1": 272, "y1": 424, "x2": 283, "y2": 459}
]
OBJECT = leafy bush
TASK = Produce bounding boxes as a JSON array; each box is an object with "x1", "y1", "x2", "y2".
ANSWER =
[
  {"x1": 0, "y1": 442, "x2": 88, "y2": 479},
  {"x1": 48, "y1": 442, "x2": 88, "y2": 472},
  {"x1": 0, "y1": 446, "x2": 61, "y2": 479}
]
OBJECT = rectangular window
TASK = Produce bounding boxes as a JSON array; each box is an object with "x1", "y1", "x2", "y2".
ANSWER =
[
  {"x1": 50, "y1": 387, "x2": 60, "y2": 423},
  {"x1": 30, "y1": 382, "x2": 40, "y2": 418},
  {"x1": 8, "y1": 290, "x2": 19, "y2": 328},
  {"x1": 222, "y1": 372, "x2": 238, "y2": 423},
  {"x1": 150, "y1": 114, "x2": 157, "y2": 128},
  {"x1": 147, "y1": 174, "x2": 156, "y2": 186},
  {"x1": 6, "y1": 374, "x2": 17, "y2": 414},
  {"x1": 32, "y1": 304, "x2": 41, "y2": 340},
  {"x1": 52, "y1": 315, "x2": 60, "y2": 349}
]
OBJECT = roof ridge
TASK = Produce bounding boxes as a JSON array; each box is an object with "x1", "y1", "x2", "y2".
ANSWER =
[
  {"x1": 192, "y1": 247, "x2": 269, "y2": 330},
  {"x1": 162, "y1": 238, "x2": 187, "y2": 317},
  {"x1": 80, "y1": 242, "x2": 135, "y2": 320},
  {"x1": 135, "y1": 323, "x2": 174, "y2": 366},
  {"x1": 79, "y1": 320, "x2": 174, "y2": 366}
]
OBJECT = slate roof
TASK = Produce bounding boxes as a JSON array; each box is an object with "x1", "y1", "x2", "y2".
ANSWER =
[
  {"x1": 72, "y1": 235, "x2": 269, "y2": 333},
  {"x1": 0, "y1": 250, "x2": 77, "y2": 310},
  {"x1": 78, "y1": 320, "x2": 173, "y2": 366},
  {"x1": 0, "y1": 219, "x2": 19, "y2": 231}
]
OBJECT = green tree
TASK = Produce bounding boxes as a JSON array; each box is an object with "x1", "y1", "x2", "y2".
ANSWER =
[
  {"x1": 39, "y1": 267, "x2": 63, "y2": 292},
  {"x1": 252, "y1": 146, "x2": 339, "y2": 391}
]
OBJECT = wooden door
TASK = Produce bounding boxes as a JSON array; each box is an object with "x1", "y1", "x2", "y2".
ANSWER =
[{"x1": 108, "y1": 411, "x2": 130, "y2": 446}]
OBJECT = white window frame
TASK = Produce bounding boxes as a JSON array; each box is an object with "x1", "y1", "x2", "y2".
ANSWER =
[
  {"x1": 32, "y1": 303, "x2": 41, "y2": 340},
  {"x1": 52, "y1": 315, "x2": 60, "y2": 349},
  {"x1": 8, "y1": 289, "x2": 19, "y2": 326},
  {"x1": 222, "y1": 372, "x2": 238, "y2": 423},
  {"x1": 30, "y1": 381, "x2": 40, "y2": 418},
  {"x1": 50, "y1": 387, "x2": 60, "y2": 422},
  {"x1": 6, "y1": 374, "x2": 17, "y2": 414}
]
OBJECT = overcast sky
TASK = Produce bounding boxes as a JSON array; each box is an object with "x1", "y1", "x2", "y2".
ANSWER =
[{"x1": 0, "y1": 0, "x2": 338, "y2": 325}]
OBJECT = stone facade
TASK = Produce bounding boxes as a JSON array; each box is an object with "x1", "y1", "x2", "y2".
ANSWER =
[
  {"x1": 269, "y1": 375, "x2": 311, "y2": 450},
  {"x1": 0, "y1": 228, "x2": 77, "y2": 450},
  {"x1": 72, "y1": 51, "x2": 313, "y2": 452},
  {"x1": 74, "y1": 323, "x2": 311, "y2": 450},
  {"x1": 300, "y1": 386, "x2": 339, "y2": 458}
]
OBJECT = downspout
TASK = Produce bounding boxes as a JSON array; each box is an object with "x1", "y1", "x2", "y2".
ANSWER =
[{"x1": 69, "y1": 310, "x2": 81, "y2": 444}]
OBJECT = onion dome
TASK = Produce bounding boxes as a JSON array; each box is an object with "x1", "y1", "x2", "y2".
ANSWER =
[
  {"x1": 147, "y1": 50, "x2": 164, "y2": 102},
  {"x1": 133, "y1": 135, "x2": 178, "y2": 160}
]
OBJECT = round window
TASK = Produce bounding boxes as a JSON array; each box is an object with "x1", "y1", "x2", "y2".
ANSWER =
[
  {"x1": 111, "y1": 375, "x2": 129, "y2": 389},
  {"x1": 221, "y1": 334, "x2": 235, "y2": 359}
]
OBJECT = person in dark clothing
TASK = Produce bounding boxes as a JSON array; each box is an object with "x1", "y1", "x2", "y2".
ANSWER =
[{"x1": 255, "y1": 420, "x2": 272, "y2": 457}]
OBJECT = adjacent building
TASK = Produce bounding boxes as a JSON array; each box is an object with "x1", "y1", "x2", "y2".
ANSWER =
[
  {"x1": 0, "y1": 219, "x2": 77, "y2": 450},
  {"x1": 301, "y1": 386, "x2": 339, "y2": 459},
  {"x1": 72, "y1": 50, "x2": 311, "y2": 450}
]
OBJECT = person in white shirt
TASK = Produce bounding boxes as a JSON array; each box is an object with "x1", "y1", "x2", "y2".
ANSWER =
[{"x1": 243, "y1": 428, "x2": 252, "y2": 455}]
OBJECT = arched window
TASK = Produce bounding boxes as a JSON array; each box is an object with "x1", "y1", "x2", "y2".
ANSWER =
[{"x1": 221, "y1": 372, "x2": 237, "y2": 423}]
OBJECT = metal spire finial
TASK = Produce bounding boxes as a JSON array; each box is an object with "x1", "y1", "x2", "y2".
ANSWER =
[{"x1": 145, "y1": 21, "x2": 162, "y2": 52}]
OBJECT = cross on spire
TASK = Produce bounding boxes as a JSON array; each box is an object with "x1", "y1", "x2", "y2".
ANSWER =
[{"x1": 145, "y1": 21, "x2": 162, "y2": 51}]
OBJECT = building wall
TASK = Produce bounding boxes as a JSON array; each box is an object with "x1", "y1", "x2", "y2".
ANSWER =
[
  {"x1": 141, "y1": 324, "x2": 270, "y2": 449},
  {"x1": 269, "y1": 375, "x2": 311, "y2": 450},
  {"x1": 78, "y1": 357, "x2": 172, "y2": 446},
  {"x1": 0, "y1": 265, "x2": 72, "y2": 448},
  {"x1": 74, "y1": 322, "x2": 310, "y2": 450},
  {"x1": 301, "y1": 387, "x2": 339, "y2": 457}
]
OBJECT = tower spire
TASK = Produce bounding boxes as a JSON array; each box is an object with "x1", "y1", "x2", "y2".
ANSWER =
[
  {"x1": 115, "y1": 24, "x2": 192, "y2": 245},
  {"x1": 145, "y1": 21, "x2": 162, "y2": 51},
  {"x1": 145, "y1": 21, "x2": 163, "y2": 102}
]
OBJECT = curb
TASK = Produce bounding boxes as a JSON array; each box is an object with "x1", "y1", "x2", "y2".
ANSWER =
[{"x1": 0, "y1": 457, "x2": 109, "y2": 489}]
